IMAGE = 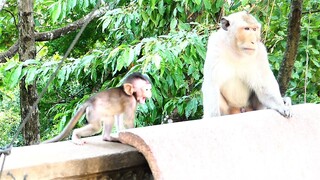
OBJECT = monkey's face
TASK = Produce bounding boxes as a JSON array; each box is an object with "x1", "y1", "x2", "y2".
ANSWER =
[
  {"x1": 235, "y1": 25, "x2": 261, "y2": 55},
  {"x1": 224, "y1": 12, "x2": 261, "y2": 56},
  {"x1": 133, "y1": 80, "x2": 152, "y2": 104}
]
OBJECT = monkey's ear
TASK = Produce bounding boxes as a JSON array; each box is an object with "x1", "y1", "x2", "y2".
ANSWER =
[
  {"x1": 221, "y1": 17, "x2": 230, "y2": 31},
  {"x1": 123, "y1": 83, "x2": 134, "y2": 95}
]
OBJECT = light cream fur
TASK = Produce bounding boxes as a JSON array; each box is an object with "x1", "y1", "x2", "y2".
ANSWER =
[{"x1": 202, "y1": 11, "x2": 291, "y2": 118}]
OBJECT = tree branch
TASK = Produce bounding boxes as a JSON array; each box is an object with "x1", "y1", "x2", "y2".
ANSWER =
[
  {"x1": 302, "y1": 9, "x2": 320, "y2": 15},
  {"x1": 0, "y1": 6, "x2": 108, "y2": 63}
]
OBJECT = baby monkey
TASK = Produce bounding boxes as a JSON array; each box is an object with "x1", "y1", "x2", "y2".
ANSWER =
[{"x1": 43, "y1": 72, "x2": 152, "y2": 145}]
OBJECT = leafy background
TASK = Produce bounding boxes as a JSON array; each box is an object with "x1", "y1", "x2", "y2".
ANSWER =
[{"x1": 0, "y1": 0, "x2": 319, "y2": 146}]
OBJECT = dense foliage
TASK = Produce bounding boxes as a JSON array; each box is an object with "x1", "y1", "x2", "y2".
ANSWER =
[{"x1": 0, "y1": 0, "x2": 319, "y2": 146}]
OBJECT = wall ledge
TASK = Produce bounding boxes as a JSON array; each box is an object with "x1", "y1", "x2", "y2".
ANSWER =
[
  {"x1": 119, "y1": 103, "x2": 320, "y2": 179},
  {"x1": 2, "y1": 103, "x2": 320, "y2": 180},
  {"x1": 1, "y1": 135, "x2": 151, "y2": 179}
]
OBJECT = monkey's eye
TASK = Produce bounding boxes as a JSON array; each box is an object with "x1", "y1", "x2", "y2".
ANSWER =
[
  {"x1": 244, "y1": 27, "x2": 250, "y2": 30},
  {"x1": 252, "y1": 28, "x2": 257, "y2": 31}
]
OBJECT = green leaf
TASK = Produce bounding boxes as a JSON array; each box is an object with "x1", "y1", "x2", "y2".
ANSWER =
[
  {"x1": 64, "y1": 65, "x2": 71, "y2": 81},
  {"x1": 203, "y1": 0, "x2": 212, "y2": 10},
  {"x1": 91, "y1": 66, "x2": 97, "y2": 81},
  {"x1": 43, "y1": 61, "x2": 58, "y2": 67},
  {"x1": 57, "y1": 68, "x2": 67, "y2": 86},
  {"x1": 68, "y1": 0, "x2": 77, "y2": 10},
  {"x1": 125, "y1": 48, "x2": 135, "y2": 67},
  {"x1": 114, "y1": 14, "x2": 124, "y2": 29},
  {"x1": 163, "y1": 100, "x2": 173, "y2": 112},
  {"x1": 185, "y1": 98, "x2": 198, "y2": 118},
  {"x1": 134, "y1": 42, "x2": 143, "y2": 55},
  {"x1": 66, "y1": 0, "x2": 72, "y2": 11},
  {"x1": 114, "y1": 56, "x2": 126, "y2": 74},
  {"x1": 51, "y1": 1, "x2": 62, "y2": 23},
  {"x1": 187, "y1": 65, "x2": 195, "y2": 75},
  {"x1": 158, "y1": 0, "x2": 165, "y2": 15},
  {"x1": 311, "y1": 48, "x2": 319, "y2": 55},
  {"x1": 153, "y1": 54, "x2": 162, "y2": 69},
  {"x1": 25, "y1": 67, "x2": 37, "y2": 85},
  {"x1": 170, "y1": 18, "x2": 177, "y2": 30},
  {"x1": 83, "y1": 0, "x2": 89, "y2": 8},
  {"x1": 4, "y1": 61, "x2": 18, "y2": 71},
  {"x1": 89, "y1": 0, "x2": 96, "y2": 5},
  {"x1": 178, "y1": 21, "x2": 191, "y2": 31},
  {"x1": 193, "y1": 0, "x2": 201, "y2": 5},
  {"x1": 60, "y1": 1, "x2": 67, "y2": 21},
  {"x1": 10, "y1": 65, "x2": 23, "y2": 89},
  {"x1": 177, "y1": 103, "x2": 184, "y2": 116},
  {"x1": 80, "y1": 55, "x2": 95, "y2": 67},
  {"x1": 216, "y1": 0, "x2": 224, "y2": 8},
  {"x1": 141, "y1": 11, "x2": 149, "y2": 22},
  {"x1": 242, "y1": 0, "x2": 250, "y2": 6},
  {"x1": 22, "y1": 59, "x2": 39, "y2": 66},
  {"x1": 151, "y1": 0, "x2": 156, "y2": 10},
  {"x1": 78, "y1": 0, "x2": 84, "y2": 8},
  {"x1": 102, "y1": 17, "x2": 112, "y2": 32},
  {"x1": 41, "y1": 66, "x2": 51, "y2": 76},
  {"x1": 58, "y1": 115, "x2": 67, "y2": 132}
]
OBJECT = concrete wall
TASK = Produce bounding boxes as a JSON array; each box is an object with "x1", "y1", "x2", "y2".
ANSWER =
[
  {"x1": 119, "y1": 104, "x2": 320, "y2": 180},
  {"x1": 2, "y1": 104, "x2": 320, "y2": 180},
  {"x1": 1, "y1": 136, "x2": 152, "y2": 179}
]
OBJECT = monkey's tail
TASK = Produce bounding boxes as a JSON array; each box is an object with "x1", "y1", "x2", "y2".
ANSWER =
[{"x1": 42, "y1": 103, "x2": 88, "y2": 144}]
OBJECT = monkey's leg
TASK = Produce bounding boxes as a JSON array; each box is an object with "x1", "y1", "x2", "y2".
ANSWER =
[
  {"x1": 229, "y1": 107, "x2": 242, "y2": 114},
  {"x1": 109, "y1": 114, "x2": 124, "y2": 141},
  {"x1": 219, "y1": 94, "x2": 230, "y2": 115},
  {"x1": 102, "y1": 116, "x2": 119, "y2": 142},
  {"x1": 114, "y1": 114, "x2": 124, "y2": 133},
  {"x1": 72, "y1": 123, "x2": 101, "y2": 145},
  {"x1": 123, "y1": 107, "x2": 136, "y2": 129}
]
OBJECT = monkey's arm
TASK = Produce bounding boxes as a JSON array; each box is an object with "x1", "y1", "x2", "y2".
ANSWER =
[
  {"x1": 202, "y1": 81, "x2": 221, "y2": 118},
  {"x1": 42, "y1": 104, "x2": 87, "y2": 143},
  {"x1": 202, "y1": 34, "x2": 223, "y2": 118},
  {"x1": 252, "y1": 68, "x2": 292, "y2": 118}
]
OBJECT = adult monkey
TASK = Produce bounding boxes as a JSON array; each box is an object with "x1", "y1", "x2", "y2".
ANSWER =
[
  {"x1": 202, "y1": 11, "x2": 292, "y2": 118},
  {"x1": 43, "y1": 72, "x2": 152, "y2": 145}
]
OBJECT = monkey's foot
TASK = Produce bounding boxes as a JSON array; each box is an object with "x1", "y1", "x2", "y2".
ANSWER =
[
  {"x1": 73, "y1": 139, "x2": 86, "y2": 145},
  {"x1": 72, "y1": 135, "x2": 86, "y2": 145},
  {"x1": 103, "y1": 134, "x2": 119, "y2": 142}
]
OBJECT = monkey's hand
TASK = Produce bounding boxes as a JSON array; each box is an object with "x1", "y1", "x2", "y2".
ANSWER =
[
  {"x1": 283, "y1": 97, "x2": 292, "y2": 107},
  {"x1": 276, "y1": 98, "x2": 292, "y2": 118},
  {"x1": 281, "y1": 97, "x2": 292, "y2": 118},
  {"x1": 277, "y1": 106, "x2": 292, "y2": 118},
  {"x1": 272, "y1": 97, "x2": 292, "y2": 118}
]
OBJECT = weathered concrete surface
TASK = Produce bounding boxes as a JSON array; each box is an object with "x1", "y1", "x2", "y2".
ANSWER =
[
  {"x1": 119, "y1": 104, "x2": 320, "y2": 180},
  {"x1": 1, "y1": 135, "x2": 151, "y2": 179}
]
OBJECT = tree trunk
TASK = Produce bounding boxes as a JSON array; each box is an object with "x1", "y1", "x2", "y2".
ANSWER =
[
  {"x1": 18, "y1": 0, "x2": 40, "y2": 145},
  {"x1": 277, "y1": 0, "x2": 303, "y2": 95}
]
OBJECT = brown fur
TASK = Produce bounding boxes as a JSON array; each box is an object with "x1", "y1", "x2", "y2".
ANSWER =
[{"x1": 43, "y1": 72, "x2": 152, "y2": 145}]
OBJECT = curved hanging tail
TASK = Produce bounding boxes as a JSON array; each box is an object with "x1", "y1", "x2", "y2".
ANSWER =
[{"x1": 42, "y1": 103, "x2": 88, "y2": 143}]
